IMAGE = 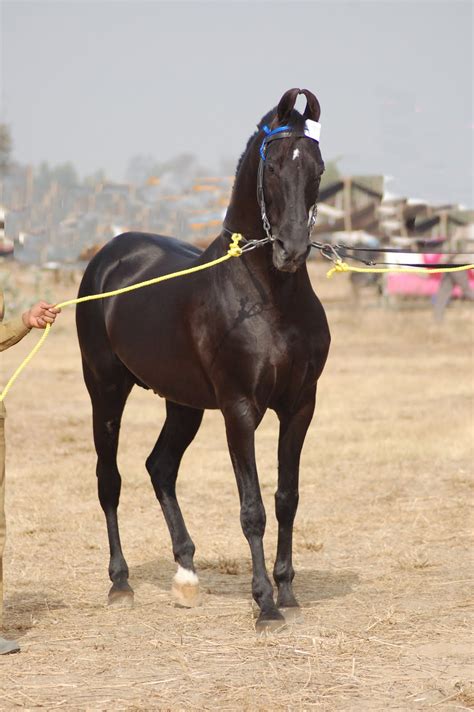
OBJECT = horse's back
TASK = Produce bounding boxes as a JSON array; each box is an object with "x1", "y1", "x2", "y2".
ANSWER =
[
  {"x1": 77, "y1": 230, "x2": 203, "y2": 346},
  {"x1": 79, "y1": 232, "x2": 202, "y2": 296}
]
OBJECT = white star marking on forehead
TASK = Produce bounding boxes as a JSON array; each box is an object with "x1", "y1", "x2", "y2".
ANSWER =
[{"x1": 292, "y1": 148, "x2": 300, "y2": 160}]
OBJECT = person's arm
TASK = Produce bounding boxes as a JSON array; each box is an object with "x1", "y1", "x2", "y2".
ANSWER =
[
  {"x1": 0, "y1": 315, "x2": 30, "y2": 352},
  {"x1": 0, "y1": 301, "x2": 61, "y2": 352}
]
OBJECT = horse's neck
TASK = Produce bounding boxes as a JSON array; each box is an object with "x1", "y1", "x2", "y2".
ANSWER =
[
  {"x1": 213, "y1": 230, "x2": 311, "y2": 310},
  {"x1": 224, "y1": 145, "x2": 263, "y2": 240},
  {"x1": 218, "y1": 146, "x2": 311, "y2": 301}
]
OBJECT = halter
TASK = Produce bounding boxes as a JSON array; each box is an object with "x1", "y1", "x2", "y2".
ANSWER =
[{"x1": 257, "y1": 121, "x2": 322, "y2": 242}]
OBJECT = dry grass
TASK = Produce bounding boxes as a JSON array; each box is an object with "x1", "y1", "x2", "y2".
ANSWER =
[{"x1": 0, "y1": 260, "x2": 472, "y2": 711}]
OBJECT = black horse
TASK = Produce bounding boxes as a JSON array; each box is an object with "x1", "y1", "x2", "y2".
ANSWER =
[{"x1": 76, "y1": 88, "x2": 330, "y2": 631}]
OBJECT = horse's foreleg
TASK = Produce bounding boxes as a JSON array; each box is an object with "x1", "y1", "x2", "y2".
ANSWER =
[
  {"x1": 223, "y1": 401, "x2": 284, "y2": 631},
  {"x1": 146, "y1": 401, "x2": 203, "y2": 608},
  {"x1": 87, "y1": 366, "x2": 134, "y2": 606},
  {"x1": 274, "y1": 391, "x2": 316, "y2": 610}
]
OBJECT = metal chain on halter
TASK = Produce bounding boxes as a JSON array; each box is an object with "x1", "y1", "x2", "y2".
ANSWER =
[
  {"x1": 256, "y1": 156, "x2": 274, "y2": 242},
  {"x1": 308, "y1": 202, "x2": 318, "y2": 237},
  {"x1": 261, "y1": 210, "x2": 273, "y2": 241},
  {"x1": 222, "y1": 226, "x2": 273, "y2": 253},
  {"x1": 241, "y1": 236, "x2": 274, "y2": 252},
  {"x1": 315, "y1": 242, "x2": 341, "y2": 263}
]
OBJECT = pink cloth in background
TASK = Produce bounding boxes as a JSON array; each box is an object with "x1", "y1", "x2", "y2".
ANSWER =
[{"x1": 385, "y1": 254, "x2": 474, "y2": 297}]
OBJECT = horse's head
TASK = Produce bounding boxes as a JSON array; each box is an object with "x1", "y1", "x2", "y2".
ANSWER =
[{"x1": 258, "y1": 88, "x2": 324, "y2": 273}]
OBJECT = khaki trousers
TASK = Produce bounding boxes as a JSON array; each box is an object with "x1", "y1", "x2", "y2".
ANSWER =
[
  {"x1": 0, "y1": 416, "x2": 5, "y2": 629},
  {"x1": 433, "y1": 271, "x2": 474, "y2": 322}
]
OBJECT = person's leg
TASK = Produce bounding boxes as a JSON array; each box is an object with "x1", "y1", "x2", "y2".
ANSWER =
[
  {"x1": 433, "y1": 274, "x2": 454, "y2": 322},
  {"x1": 453, "y1": 270, "x2": 474, "y2": 300},
  {"x1": 0, "y1": 416, "x2": 20, "y2": 654}
]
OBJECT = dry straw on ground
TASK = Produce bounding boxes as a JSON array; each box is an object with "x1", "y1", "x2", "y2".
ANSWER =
[{"x1": 0, "y1": 261, "x2": 472, "y2": 710}]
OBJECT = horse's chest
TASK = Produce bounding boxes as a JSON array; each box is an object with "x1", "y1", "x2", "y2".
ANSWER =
[
  {"x1": 268, "y1": 325, "x2": 318, "y2": 380},
  {"x1": 215, "y1": 316, "x2": 319, "y2": 391},
  {"x1": 197, "y1": 285, "x2": 329, "y2": 407}
]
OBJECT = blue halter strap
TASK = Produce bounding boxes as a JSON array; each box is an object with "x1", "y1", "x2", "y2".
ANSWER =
[{"x1": 259, "y1": 124, "x2": 292, "y2": 160}]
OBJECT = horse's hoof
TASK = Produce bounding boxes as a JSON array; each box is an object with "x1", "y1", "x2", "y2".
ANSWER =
[
  {"x1": 108, "y1": 584, "x2": 134, "y2": 608},
  {"x1": 255, "y1": 612, "x2": 286, "y2": 634},
  {"x1": 172, "y1": 566, "x2": 201, "y2": 608},
  {"x1": 280, "y1": 606, "x2": 304, "y2": 624}
]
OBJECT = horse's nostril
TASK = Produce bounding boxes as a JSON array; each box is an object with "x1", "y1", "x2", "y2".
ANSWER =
[{"x1": 275, "y1": 238, "x2": 286, "y2": 253}]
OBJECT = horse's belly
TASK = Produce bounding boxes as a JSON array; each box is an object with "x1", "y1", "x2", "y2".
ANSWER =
[
  {"x1": 114, "y1": 341, "x2": 218, "y2": 410},
  {"x1": 142, "y1": 367, "x2": 218, "y2": 410}
]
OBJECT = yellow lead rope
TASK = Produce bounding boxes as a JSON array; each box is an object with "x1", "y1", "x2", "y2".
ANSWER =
[
  {"x1": 326, "y1": 261, "x2": 474, "y2": 279},
  {"x1": 1, "y1": 233, "x2": 473, "y2": 402},
  {"x1": 0, "y1": 233, "x2": 244, "y2": 403}
]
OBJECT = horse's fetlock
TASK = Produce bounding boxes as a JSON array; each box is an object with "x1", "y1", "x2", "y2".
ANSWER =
[
  {"x1": 252, "y1": 575, "x2": 274, "y2": 603},
  {"x1": 109, "y1": 564, "x2": 128, "y2": 583},
  {"x1": 174, "y1": 541, "x2": 195, "y2": 567}
]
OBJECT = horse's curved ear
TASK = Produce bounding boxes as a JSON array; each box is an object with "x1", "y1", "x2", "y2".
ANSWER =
[
  {"x1": 276, "y1": 88, "x2": 301, "y2": 124},
  {"x1": 300, "y1": 89, "x2": 321, "y2": 122}
]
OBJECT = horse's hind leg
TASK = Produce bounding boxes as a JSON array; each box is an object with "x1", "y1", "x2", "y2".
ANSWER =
[
  {"x1": 83, "y1": 361, "x2": 135, "y2": 606},
  {"x1": 146, "y1": 400, "x2": 203, "y2": 607},
  {"x1": 274, "y1": 391, "x2": 316, "y2": 613}
]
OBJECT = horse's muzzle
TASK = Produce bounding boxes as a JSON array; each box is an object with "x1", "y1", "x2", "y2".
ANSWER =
[{"x1": 272, "y1": 238, "x2": 310, "y2": 273}]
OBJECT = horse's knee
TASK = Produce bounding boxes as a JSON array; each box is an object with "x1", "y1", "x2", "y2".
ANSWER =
[
  {"x1": 240, "y1": 499, "x2": 266, "y2": 539},
  {"x1": 275, "y1": 489, "x2": 299, "y2": 524}
]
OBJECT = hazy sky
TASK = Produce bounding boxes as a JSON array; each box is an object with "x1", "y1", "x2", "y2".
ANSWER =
[{"x1": 1, "y1": 0, "x2": 472, "y2": 205}]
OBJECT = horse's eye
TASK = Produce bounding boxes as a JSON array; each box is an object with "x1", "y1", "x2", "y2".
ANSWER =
[{"x1": 266, "y1": 163, "x2": 275, "y2": 174}]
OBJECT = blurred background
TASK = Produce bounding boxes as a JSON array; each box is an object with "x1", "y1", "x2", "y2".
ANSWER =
[{"x1": 0, "y1": 0, "x2": 472, "y2": 281}]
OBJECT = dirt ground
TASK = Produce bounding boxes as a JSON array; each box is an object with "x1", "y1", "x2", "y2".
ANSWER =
[{"x1": 0, "y1": 260, "x2": 473, "y2": 711}]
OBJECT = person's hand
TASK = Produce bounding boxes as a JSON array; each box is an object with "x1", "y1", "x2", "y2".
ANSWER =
[{"x1": 22, "y1": 301, "x2": 61, "y2": 329}]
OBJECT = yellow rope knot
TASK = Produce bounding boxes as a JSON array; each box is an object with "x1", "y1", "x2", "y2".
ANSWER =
[
  {"x1": 227, "y1": 233, "x2": 243, "y2": 257},
  {"x1": 326, "y1": 260, "x2": 350, "y2": 278}
]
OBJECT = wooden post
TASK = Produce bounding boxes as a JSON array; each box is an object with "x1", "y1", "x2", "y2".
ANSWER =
[
  {"x1": 439, "y1": 210, "x2": 448, "y2": 240},
  {"x1": 343, "y1": 177, "x2": 352, "y2": 233},
  {"x1": 25, "y1": 165, "x2": 33, "y2": 205},
  {"x1": 398, "y1": 201, "x2": 408, "y2": 237}
]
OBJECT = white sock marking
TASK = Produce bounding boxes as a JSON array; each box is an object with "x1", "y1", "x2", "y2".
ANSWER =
[{"x1": 174, "y1": 565, "x2": 199, "y2": 585}]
